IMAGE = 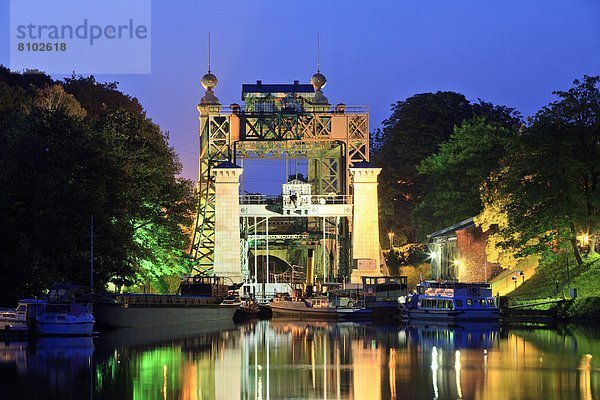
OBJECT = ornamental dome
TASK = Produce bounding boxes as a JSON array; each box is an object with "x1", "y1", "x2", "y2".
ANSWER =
[
  {"x1": 201, "y1": 73, "x2": 218, "y2": 90},
  {"x1": 310, "y1": 72, "x2": 327, "y2": 90}
]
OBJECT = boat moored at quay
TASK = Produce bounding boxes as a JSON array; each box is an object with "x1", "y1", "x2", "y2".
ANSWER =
[
  {"x1": 269, "y1": 276, "x2": 408, "y2": 320},
  {"x1": 0, "y1": 285, "x2": 95, "y2": 336},
  {"x1": 399, "y1": 281, "x2": 500, "y2": 322},
  {"x1": 93, "y1": 276, "x2": 241, "y2": 328},
  {"x1": 269, "y1": 295, "x2": 374, "y2": 320}
]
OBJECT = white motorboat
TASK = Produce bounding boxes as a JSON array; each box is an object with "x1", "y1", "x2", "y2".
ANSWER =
[{"x1": 0, "y1": 285, "x2": 95, "y2": 336}]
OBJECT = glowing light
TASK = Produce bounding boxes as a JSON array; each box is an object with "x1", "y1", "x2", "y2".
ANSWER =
[
  {"x1": 429, "y1": 251, "x2": 438, "y2": 260},
  {"x1": 453, "y1": 259, "x2": 460, "y2": 267},
  {"x1": 431, "y1": 347, "x2": 439, "y2": 399},
  {"x1": 455, "y1": 350, "x2": 462, "y2": 399}
]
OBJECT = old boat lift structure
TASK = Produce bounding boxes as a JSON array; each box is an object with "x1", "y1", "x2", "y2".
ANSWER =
[{"x1": 190, "y1": 64, "x2": 387, "y2": 295}]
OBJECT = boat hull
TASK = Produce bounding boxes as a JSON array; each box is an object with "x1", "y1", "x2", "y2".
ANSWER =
[
  {"x1": 405, "y1": 308, "x2": 501, "y2": 322},
  {"x1": 94, "y1": 302, "x2": 239, "y2": 328},
  {"x1": 270, "y1": 300, "x2": 373, "y2": 320},
  {"x1": 35, "y1": 321, "x2": 95, "y2": 335},
  {"x1": 366, "y1": 301, "x2": 400, "y2": 318}
]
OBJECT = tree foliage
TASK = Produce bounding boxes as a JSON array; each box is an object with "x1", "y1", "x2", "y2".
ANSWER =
[
  {"x1": 372, "y1": 91, "x2": 520, "y2": 240},
  {"x1": 0, "y1": 67, "x2": 194, "y2": 304},
  {"x1": 483, "y1": 76, "x2": 600, "y2": 266},
  {"x1": 414, "y1": 116, "x2": 518, "y2": 233}
]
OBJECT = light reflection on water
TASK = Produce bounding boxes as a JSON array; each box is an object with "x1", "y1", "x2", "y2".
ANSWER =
[{"x1": 0, "y1": 321, "x2": 598, "y2": 399}]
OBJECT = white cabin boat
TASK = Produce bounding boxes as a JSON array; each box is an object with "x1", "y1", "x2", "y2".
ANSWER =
[
  {"x1": 0, "y1": 286, "x2": 95, "y2": 336},
  {"x1": 400, "y1": 281, "x2": 500, "y2": 322}
]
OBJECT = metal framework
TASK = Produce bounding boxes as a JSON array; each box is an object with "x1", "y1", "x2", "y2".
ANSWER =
[{"x1": 190, "y1": 103, "x2": 369, "y2": 273}]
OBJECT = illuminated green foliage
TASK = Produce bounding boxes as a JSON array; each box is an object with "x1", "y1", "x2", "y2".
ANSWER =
[{"x1": 0, "y1": 67, "x2": 194, "y2": 303}]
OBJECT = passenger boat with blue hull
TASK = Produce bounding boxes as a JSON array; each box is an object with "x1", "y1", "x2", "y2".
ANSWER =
[{"x1": 399, "y1": 281, "x2": 500, "y2": 322}]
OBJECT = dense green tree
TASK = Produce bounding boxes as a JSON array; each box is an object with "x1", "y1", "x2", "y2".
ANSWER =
[
  {"x1": 413, "y1": 116, "x2": 518, "y2": 233},
  {"x1": 484, "y1": 76, "x2": 600, "y2": 267},
  {"x1": 0, "y1": 69, "x2": 194, "y2": 304},
  {"x1": 373, "y1": 92, "x2": 474, "y2": 242},
  {"x1": 62, "y1": 74, "x2": 142, "y2": 118},
  {"x1": 372, "y1": 92, "x2": 519, "y2": 241}
]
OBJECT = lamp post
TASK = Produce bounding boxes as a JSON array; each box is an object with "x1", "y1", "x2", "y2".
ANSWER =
[
  {"x1": 582, "y1": 233, "x2": 589, "y2": 250},
  {"x1": 512, "y1": 276, "x2": 517, "y2": 290},
  {"x1": 388, "y1": 232, "x2": 395, "y2": 250}
]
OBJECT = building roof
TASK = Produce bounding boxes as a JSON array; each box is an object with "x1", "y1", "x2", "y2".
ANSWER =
[
  {"x1": 242, "y1": 82, "x2": 314, "y2": 96},
  {"x1": 427, "y1": 217, "x2": 476, "y2": 240}
]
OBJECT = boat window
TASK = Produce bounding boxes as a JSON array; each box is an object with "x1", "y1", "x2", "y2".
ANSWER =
[
  {"x1": 455, "y1": 299, "x2": 463, "y2": 307},
  {"x1": 479, "y1": 299, "x2": 487, "y2": 307},
  {"x1": 45, "y1": 316, "x2": 55, "y2": 320},
  {"x1": 57, "y1": 315, "x2": 66, "y2": 320},
  {"x1": 466, "y1": 299, "x2": 472, "y2": 306},
  {"x1": 488, "y1": 298, "x2": 496, "y2": 307},
  {"x1": 449, "y1": 301, "x2": 455, "y2": 310},
  {"x1": 16, "y1": 305, "x2": 25, "y2": 312}
]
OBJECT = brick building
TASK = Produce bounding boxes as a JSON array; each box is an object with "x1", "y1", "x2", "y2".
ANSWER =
[{"x1": 428, "y1": 217, "x2": 501, "y2": 282}]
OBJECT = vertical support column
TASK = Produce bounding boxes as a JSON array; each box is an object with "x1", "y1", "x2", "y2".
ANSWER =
[
  {"x1": 213, "y1": 162, "x2": 244, "y2": 283},
  {"x1": 254, "y1": 216, "x2": 258, "y2": 296},
  {"x1": 349, "y1": 163, "x2": 383, "y2": 283}
]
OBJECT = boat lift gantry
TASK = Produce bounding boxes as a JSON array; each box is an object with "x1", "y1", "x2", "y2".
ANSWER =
[{"x1": 190, "y1": 65, "x2": 386, "y2": 291}]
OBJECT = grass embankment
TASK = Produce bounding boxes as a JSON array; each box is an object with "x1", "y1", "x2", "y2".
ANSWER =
[{"x1": 508, "y1": 253, "x2": 600, "y2": 320}]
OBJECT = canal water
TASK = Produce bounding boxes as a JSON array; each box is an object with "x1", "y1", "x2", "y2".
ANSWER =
[{"x1": 0, "y1": 320, "x2": 598, "y2": 399}]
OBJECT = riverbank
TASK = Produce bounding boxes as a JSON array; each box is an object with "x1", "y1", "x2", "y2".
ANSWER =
[{"x1": 507, "y1": 253, "x2": 600, "y2": 321}]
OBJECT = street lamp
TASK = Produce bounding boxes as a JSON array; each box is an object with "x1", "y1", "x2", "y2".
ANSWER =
[
  {"x1": 520, "y1": 271, "x2": 525, "y2": 285},
  {"x1": 512, "y1": 276, "x2": 517, "y2": 290},
  {"x1": 388, "y1": 232, "x2": 395, "y2": 250},
  {"x1": 582, "y1": 233, "x2": 590, "y2": 246}
]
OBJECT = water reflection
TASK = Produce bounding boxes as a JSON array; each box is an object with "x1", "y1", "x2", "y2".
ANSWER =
[
  {"x1": 0, "y1": 322, "x2": 598, "y2": 399},
  {"x1": 0, "y1": 337, "x2": 93, "y2": 400}
]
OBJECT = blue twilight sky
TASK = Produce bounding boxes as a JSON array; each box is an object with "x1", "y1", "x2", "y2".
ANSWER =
[{"x1": 2, "y1": 0, "x2": 600, "y2": 193}]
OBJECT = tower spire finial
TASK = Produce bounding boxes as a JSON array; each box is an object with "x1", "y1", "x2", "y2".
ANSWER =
[
  {"x1": 310, "y1": 32, "x2": 328, "y2": 104},
  {"x1": 200, "y1": 31, "x2": 219, "y2": 105},
  {"x1": 208, "y1": 31, "x2": 211, "y2": 74},
  {"x1": 317, "y1": 31, "x2": 320, "y2": 73}
]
